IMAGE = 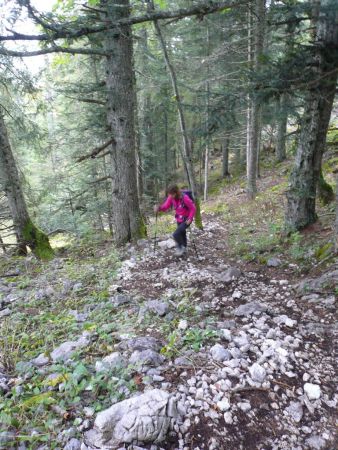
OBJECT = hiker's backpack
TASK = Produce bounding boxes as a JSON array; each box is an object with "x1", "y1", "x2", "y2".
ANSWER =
[{"x1": 180, "y1": 190, "x2": 195, "y2": 209}]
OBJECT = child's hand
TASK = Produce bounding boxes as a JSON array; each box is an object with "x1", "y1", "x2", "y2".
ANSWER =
[{"x1": 186, "y1": 219, "x2": 192, "y2": 225}]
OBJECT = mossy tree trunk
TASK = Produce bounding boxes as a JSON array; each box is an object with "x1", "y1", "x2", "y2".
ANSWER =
[
  {"x1": 285, "y1": 0, "x2": 338, "y2": 231},
  {"x1": 0, "y1": 109, "x2": 54, "y2": 259},
  {"x1": 102, "y1": 0, "x2": 146, "y2": 244},
  {"x1": 317, "y1": 169, "x2": 335, "y2": 205}
]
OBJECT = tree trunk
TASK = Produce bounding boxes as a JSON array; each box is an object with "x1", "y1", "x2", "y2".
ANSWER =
[
  {"x1": 102, "y1": 0, "x2": 146, "y2": 244},
  {"x1": 276, "y1": 93, "x2": 288, "y2": 162},
  {"x1": 247, "y1": 0, "x2": 265, "y2": 200},
  {"x1": 317, "y1": 168, "x2": 335, "y2": 205},
  {"x1": 335, "y1": 174, "x2": 338, "y2": 252},
  {"x1": 285, "y1": 0, "x2": 338, "y2": 230},
  {"x1": 152, "y1": 13, "x2": 203, "y2": 229},
  {"x1": 204, "y1": 144, "x2": 209, "y2": 201},
  {"x1": 0, "y1": 110, "x2": 54, "y2": 259},
  {"x1": 222, "y1": 135, "x2": 231, "y2": 178}
]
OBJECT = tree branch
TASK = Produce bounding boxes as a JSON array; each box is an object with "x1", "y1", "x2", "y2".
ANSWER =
[
  {"x1": 76, "y1": 137, "x2": 115, "y2": 162},
  {"x1": 88, "y1": 175, "x2": 112, "y2": 184},
  {"x1": 0, "y1": 1, "x2": 247, "y2": 43},
  {"x1": 64, "y1": 95, "x2": 105, "y2": 105},
  {"x1": 0, "y1": 45, "x2": 109, "y2": 57}
]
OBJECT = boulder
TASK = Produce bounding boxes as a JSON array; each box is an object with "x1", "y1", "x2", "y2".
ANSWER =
[{"x1": 86, "y1": 389, "x2": 182, "y2": 448}]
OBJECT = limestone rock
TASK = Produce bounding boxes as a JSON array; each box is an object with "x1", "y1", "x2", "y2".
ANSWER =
[
  {"x1": 267, "y1": 257, "x2": 282, "y2": 267},
  {"x1": 31, "y1": 353, "x2": 49, "y2": 367},
  {"x1": 249, "y1": 363, "x2": 266, "y2": 383},
  {"x1": 86, "y1": 389, "x2": 181, "y2": 448},
  {"x1": 216, "y1": 267, "x2": 241, "y2": 283},
  {"x1": 95, "y1": 352, "x2": 126, "y2": 372},
  {"x1": 284, "y1": 402, "x2": 303, "y2": 422},
  {"x1": 111, "y1": 294, "x2": 132, "y2": 307},
  {"x1": 304, "y1": 383, "x2": 321, "y2": 400},
  {"x1": 129, "y1": 350, "x2": 164, "y2": 367},
  {"x1": 158, "y1": 239, "x2": 176, "y2": 249},
  {"x1": 210, "y1": 344, "x2": 231, "y2": 362},
  {"x1": 51, "y1": 333, "x2": 90, "y2": 362},
  {"x1": 234, "y1": 302, "x2": 268, "y2": 317},
  {"x1": 145, "y1": 300, "x2": 169, "y2": 317}
]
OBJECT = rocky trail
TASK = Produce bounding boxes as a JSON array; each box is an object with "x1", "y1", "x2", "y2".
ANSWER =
[{"x1": 0, "y1": 214, "x2": 337, "y2": 450}]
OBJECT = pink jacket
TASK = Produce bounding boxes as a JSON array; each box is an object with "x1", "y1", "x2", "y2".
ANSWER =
[{"x1": 159, "y1": 194, "x2": 196, "y2": 223}]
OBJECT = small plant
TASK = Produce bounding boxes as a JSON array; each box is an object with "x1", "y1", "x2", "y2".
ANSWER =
[
  {"x1": 182, "y1": 328, "x2": 218, "y2": 352},
  {"x1": 0, "y1": 319, "x2": 27, "y2": 373}
]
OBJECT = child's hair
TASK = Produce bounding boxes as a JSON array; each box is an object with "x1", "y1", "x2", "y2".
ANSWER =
[{"x1": 168, "y1": 185, "x2": 180, "y2": 195}]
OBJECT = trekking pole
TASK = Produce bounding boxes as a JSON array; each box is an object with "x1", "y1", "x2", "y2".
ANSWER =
[{"x1": 153, "y1": 211, "x2": 158, "y2": 254}]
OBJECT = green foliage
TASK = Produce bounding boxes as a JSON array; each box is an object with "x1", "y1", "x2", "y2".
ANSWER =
[
  {"x1": 315, "y1": 242, "x2": 333, "y2": 261},
  {"x1": 182, "y1": 328, "x2": 218, "y2": 352}
]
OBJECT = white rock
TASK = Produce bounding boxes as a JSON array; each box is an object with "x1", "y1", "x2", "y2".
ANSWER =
[
  {"x1": 284, "y1": 402, "x2": 303, "y2": 422},
  {"x1": 217, "y1": 400, "x2": 231, "y2": 411},
  {"x1": 303, "y1": 373, "x2": 310, "y2": 382},
  {"x1": 223, "y1": 412, "x2": 233, "y2": 424},
  {"x1": 95, "y1": 352, "x2": 126, "y2": 372},
  {"x1": 178, "y1": 320, "x2": 188, "y2": 330},
  {"x1": 222, "y1": 329, "x2": 232, "y2": 341},
  {"x1": 248, "y1": 363, "x2": 266, "y2": 383},
  {"x1": 87, "y1": 389, "x2": 181, "y2": 448},
  {"x1": 304, "y1": 383, "x2": 321, "y2": 400},
  {"x1": 238, "y1": 402, "x2": 251, "y2": 412},
  {"x1": 210, "y1": 344, "x2": 231, "y2": 362}
]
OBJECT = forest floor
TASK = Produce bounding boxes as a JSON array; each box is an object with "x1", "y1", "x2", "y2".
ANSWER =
[{"x1": 0, "y1": 161, "x2": 337, "y2": 450}]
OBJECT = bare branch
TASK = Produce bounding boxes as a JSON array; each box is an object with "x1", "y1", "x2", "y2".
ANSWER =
[
  {"x1": 0, "y1": 45, "x2": 109, "y2": 57},
  {"x1": 76, "y1": 137, "x2": 115, "y2": 162},
  {"x1": 88, "y1": 175, "x2": 112, "y2": 184}
]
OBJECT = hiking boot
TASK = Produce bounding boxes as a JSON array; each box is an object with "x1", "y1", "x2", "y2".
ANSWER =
[{"x1": 175, "y1": 246, "x2": 186, "y2": 256}]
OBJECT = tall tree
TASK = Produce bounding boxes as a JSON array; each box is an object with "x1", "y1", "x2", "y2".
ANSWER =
[
  {"x1": 246, "y1": 0, "x2": 266, "y2": 199},
  {"x1": 0, "y1": 109, "x2": 54, "y2": 259},
  {"x1": 285, "y1": 0, "x2": 338, "y2": 230},
  {"x1": 101, "y1": 0, "x2": 146, "y2": 244}
]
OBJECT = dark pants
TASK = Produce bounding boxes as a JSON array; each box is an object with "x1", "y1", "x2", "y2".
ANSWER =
[{"x1": 173, "y1": 222, "x2": 189, "y2": 248}]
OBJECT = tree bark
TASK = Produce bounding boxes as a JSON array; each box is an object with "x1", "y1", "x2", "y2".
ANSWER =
[
  {"x1": 102, "y1": 0, "x2": 146, "y2": 244},
  {"x1": 0, "y1": 109, "x2": 54, "y2": 259},
  {"x1": 247, "y1": 0, "x2": 265, "y2": 200},
  {"x1": 276, "y1": 93, "x2": 288, "y2": 162},
  {"x1": 152, "y1": 11, "x2": 203, "y2": 229},
  {"x1": 222, "y1": 135, "x2": 231, "y2": 178},
  {"x1": 285, "y1": 0, "x2": 338, "y2": 230},
  {"x1": 335, "y1": 173, "x2": 338, "y2": 252}
]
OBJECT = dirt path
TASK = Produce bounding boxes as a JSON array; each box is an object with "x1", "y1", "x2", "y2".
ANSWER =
[{"x1": 115, "y1": 216, "x2": 337, "y2": 450}]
